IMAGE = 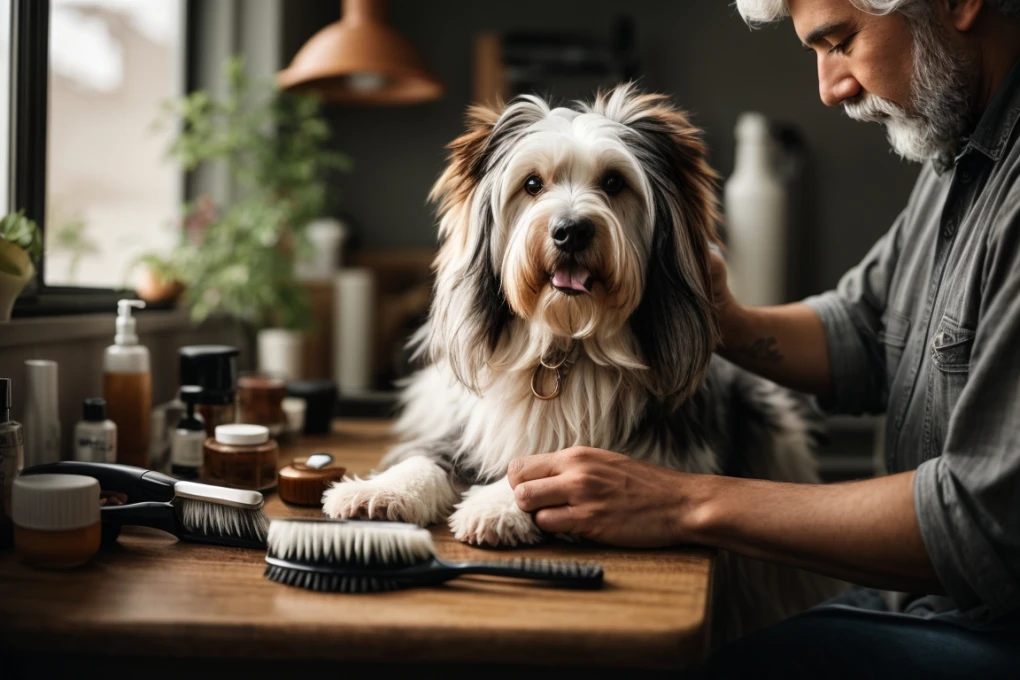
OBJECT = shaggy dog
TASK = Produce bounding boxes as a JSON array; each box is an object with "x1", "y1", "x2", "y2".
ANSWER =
[{"x1": 323, "y1": 84, "x2": 841, "y2": 642}]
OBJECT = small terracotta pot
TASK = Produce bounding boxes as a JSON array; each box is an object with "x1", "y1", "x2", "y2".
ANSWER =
[
  {"x1": 0, "y1": 240, "x2": 34, "y2": 322},
  {"x1": 135, "y1": 268, "x2": 184, "y2": 305}
]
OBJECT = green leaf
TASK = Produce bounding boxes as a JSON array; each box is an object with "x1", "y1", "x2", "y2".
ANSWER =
[{"x1": 0, "y1": 210, "x2": 42, "y2": 263}]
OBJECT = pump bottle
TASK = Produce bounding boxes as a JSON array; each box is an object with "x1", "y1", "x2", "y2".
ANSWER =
[{"x1": 103, "y1": 300, "x2": 151, "y2": 467}]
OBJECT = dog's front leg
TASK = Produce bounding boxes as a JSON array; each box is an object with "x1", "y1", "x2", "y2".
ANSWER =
[
  {"x1": 321, "y1": 455, "x2": 460, "y2": 526},
  {"x1": 449, "y1": 477, "x2": 543, "y2": 547}
]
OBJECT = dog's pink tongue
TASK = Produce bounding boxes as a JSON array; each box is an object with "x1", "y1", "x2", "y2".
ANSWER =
[{"x1": 552, "y1": 266, "x2": 591, "y2": 292}]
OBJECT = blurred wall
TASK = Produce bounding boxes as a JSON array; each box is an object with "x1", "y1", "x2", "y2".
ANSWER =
[{"x1": 282, "y1": 0, "x2": 921, "y2": 296}]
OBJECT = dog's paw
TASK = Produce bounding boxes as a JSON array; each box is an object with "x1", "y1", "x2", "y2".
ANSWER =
[
  {"x1": 320, "y1": 456, "x2": 457, "y2": 526},
  {"x1": 321, "y1": 478, "x2": 420, "y2": 522},
  {"x1": 449, "y1": 477, "x2": 542, "y2": 547}
]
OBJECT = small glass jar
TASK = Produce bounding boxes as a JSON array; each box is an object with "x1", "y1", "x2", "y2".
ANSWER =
[
  {"x1": 237, "y1": 371, "x2": 287, "y2": 437},
  {"x1": 203, "y1": 424, "x2": 278, "y2": 491},
  {"x1": 13, "y1": 474, "x2": 101, "y2": 569}
]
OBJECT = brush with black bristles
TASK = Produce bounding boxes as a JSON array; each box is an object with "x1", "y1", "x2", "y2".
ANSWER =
[
  {"x1": 21, "y1": 461, "x2": 269, "y2": 549},
  {"x1": 263, "y1": 518, "x2": 604, "y2": 592}
]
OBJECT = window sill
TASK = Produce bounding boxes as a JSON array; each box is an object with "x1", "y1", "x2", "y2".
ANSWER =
[{"x1": 0, "y1": 305, "x2": 215, "y2": 349}]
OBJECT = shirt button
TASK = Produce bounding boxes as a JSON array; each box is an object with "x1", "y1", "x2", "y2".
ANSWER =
[{"x1": 960, "y1": 170, "x2": 972, "y2": 184}]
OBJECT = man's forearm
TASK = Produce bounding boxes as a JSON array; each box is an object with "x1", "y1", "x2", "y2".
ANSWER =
[
  {"x1": 682, "y1": 471, "x2": 944, "y2": 594},
  {"x1": 717, "y1": 302, "x2": 834, "y2": 401}
]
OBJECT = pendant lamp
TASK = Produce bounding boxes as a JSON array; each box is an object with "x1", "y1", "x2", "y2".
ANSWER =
[{"x1": 278, "y1": 0, "x2": 444, "y2": 105}]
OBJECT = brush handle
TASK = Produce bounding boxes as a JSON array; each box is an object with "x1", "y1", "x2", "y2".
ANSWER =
[
  {"x1": 451, "y1": 558, "x2": 604, "y2": 589},
  {"x1": 101, "y1": 501, "x2": 179, "y2": 535},
  {"x1": 22, "y1": 462, "x2": 178, "y2": 503}
]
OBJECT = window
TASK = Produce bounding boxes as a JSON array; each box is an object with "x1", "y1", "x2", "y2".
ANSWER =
[
  {"x1": 45, "y1": 0, "x2": 186, "y2": 288},
  {"x1": 0, "y1": 0, "x2": 10, "y2": 212},
  {"x1": 4, "y1": 0, "x2": 189, "y2": 315}
]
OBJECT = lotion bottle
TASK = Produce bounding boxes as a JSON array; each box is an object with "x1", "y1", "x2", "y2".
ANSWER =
[{"x1": 104, "y1": 300, "x2": 151, "y2": 468}]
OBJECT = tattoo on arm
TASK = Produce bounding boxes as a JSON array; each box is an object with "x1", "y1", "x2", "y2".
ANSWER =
[{"x1": 736, "y1": 336, "x2": 784, "y2": 363}]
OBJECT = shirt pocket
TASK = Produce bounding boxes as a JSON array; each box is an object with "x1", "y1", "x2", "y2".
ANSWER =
[
  {"x1": 930, "y1": 315, "x2": 976, "y2": 373},
  {"x1": 925, "y1": 314, "x2": 976, "y2": 459},
  {"x1": 879, "y1": 310, "x2": 912, "y2": 381}
]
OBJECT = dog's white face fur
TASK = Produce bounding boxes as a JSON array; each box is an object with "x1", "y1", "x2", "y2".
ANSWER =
[{"x1": 424, "y1": 84, "x2": 720, "y2": 402}]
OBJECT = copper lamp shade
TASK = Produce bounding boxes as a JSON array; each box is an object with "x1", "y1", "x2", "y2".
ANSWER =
[{"x1": 278, "y1": 0, "x2": 444, "y2": 105}]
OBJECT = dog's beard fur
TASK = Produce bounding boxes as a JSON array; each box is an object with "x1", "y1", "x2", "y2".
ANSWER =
[{"x1": 422, "y1": 84, "x2": 720, "y2": 401}]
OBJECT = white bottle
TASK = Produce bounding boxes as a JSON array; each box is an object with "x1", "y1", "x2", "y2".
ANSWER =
[
  {"x1": 23, "y1": 360, "x2": 61, "y2": 467},
  {"x1": 723, "y1": 112, "x2": 788, "y2": 307},
  {"x1": 74, "y1": 398, "x2": 117, "y2": 463},
  {"x1": 103, "y1": 300, "x2": 152, "y2": 468}
]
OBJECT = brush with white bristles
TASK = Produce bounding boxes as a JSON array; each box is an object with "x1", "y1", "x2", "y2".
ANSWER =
[
  {"x1": 21, "y1": 462, "x2": 269, "y2": 548},
  {"x1": 263, "y1": 519, "x2": 604, "y2": 592}
]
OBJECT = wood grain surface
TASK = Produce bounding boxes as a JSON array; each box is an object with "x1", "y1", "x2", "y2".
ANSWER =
[{"x1": 0, "y1": 420, "x2": 715, "y2": 671}]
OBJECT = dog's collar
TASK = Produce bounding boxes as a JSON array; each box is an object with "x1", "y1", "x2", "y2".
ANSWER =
[{"x1": 531, "y1": 341, "x2": 579, "y2": 400}]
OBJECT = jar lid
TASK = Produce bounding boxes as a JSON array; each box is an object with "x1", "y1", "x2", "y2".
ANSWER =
[
  {"x1": 286, "y1": 379, "x2": 337, "y2": 399},
  {"x1": 13, "y1": 474, "x2": 101, "y2": 531},
  {"x1": 215, "y1": 423, "x2": 270, "y2": 446},
  {"x1": 278, "y1": 454, "x2": 347, "y2": 506}
]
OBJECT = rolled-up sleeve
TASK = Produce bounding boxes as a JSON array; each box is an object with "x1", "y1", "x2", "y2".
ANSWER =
[
  {"x1": 914, "y1": 205, "x2": 1020, "y2": 620},
  {"x1": 802, "y1": 210, "x2": 907, "y2": 415}
]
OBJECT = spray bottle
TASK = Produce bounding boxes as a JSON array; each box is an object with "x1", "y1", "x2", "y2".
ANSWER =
[{"x1": 103, "y1": 300, "x2": 151, "y2": 468}]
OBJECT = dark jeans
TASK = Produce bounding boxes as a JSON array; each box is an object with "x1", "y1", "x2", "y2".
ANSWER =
[{"x1": 696, "y1": 589, "x2": 1020, "y2": 679}]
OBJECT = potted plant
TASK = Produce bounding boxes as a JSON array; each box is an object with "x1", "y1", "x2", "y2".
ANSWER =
[
  {"x1": 144, "y1": 56, "x2": 351, "y2": 365},
  {"x1": 0, "y1": 211, "x2": 42, "y2": 321}
]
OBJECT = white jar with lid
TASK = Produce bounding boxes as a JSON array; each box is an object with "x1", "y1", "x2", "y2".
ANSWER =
[
  {"x1": 13, "y1": 474, "x2": 101, "y2": 569},
  {"x1": 203, "y1": 424, "x2": 278, "y2": 491}
]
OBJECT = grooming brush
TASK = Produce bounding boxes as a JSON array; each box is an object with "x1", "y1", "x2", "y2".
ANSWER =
[
  {"x1": 263, "y1": 519, "x2": 604, "y2": 592},
  {"x1": 21, "y1": 461, "x2": 268, "y2": 549}
]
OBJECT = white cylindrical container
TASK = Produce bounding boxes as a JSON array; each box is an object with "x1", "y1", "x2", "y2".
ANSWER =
[
  {"x1": 295, "y1": 218, "x2": 349, "y2": 281},
  {"x1": 723, "y1": 112, "x2": 788, "y2": 307},
  {"x1": 74, "y1": 398, "x2": 116, "y2": 464},
  {"x1": 333, "y1": 268, "x2": 375, "y2": 393},
  {"x1": 257, "y1": 328, "x2": 303, "y2": 382},
  {"x1": 23, "y1": 360, "x2": 61, "y2": 467}
]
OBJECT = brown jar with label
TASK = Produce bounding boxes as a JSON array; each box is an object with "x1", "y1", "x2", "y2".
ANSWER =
[{"x1": 203, "y1": 424, "x2": 278, "y2": 491}]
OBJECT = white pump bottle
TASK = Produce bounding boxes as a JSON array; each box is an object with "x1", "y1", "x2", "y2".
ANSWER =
[
  {"x1": 723, "y1": 112, "x2": 788, "y2": 307},
  {"x1": 103, "y1": 300, "x2": 152, "y2": 468}
]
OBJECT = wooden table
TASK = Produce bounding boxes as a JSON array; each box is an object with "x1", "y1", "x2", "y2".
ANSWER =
[{"x1": 0, "y1": 420, "x2": 715, "y2": 676}]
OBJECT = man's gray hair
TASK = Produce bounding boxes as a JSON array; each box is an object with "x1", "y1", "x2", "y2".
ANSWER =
[{"x1": 735, "y1": 0, "x2": 1020, "y2": 25}]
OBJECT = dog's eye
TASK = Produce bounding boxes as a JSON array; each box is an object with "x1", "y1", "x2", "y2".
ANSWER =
[
  {"x1": 602, "y1": 171, "x2": 625, "y2": 196},
  {"x1": 524, "y1": 174, "x2": 544, "y2": 196}
]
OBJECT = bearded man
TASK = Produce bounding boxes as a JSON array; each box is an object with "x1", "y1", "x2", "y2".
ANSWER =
[{"x1": 506, "y1": 1, "x2": 1020, "y2": 675}]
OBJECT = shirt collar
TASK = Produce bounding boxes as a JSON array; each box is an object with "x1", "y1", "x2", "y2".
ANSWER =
[{"x1": 962, "y1": 55, "x2": 1020, "y2": 164}]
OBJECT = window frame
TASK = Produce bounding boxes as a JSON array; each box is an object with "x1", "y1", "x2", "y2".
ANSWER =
[{"x1": 8, "y1": 0, "x2": 194, "y2": 317}]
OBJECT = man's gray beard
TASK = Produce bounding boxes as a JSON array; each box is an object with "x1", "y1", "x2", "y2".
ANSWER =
[{"x1": 843, "y1": 14, "x2": 976, "y2": 173}]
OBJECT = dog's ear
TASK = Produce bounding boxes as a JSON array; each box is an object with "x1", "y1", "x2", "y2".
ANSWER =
[
  {"x1": 429, "y1": 103, "x2": 502, "y2": 265},
  {"x1": 420, "y1": 103, "x2": 506, "y2": 390},
  {"x1": 607, "y1": 87, "x2": 721, "y2": 401}
]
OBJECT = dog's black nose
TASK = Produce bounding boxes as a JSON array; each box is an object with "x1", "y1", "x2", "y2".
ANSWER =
[{"x1": 550, "y1": 217, "x2": 595, "y2": 253}]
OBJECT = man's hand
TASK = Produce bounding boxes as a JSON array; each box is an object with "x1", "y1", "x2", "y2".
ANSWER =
[
  {"x1": 507, "y1": 447, "x2": 702, "y2": 548},
  {"x1": 510, "y1": 447, "x2": 943, "y2": 593},
  {"x1": 708, "y1": 249, "x2": 746, "y2": 346}
]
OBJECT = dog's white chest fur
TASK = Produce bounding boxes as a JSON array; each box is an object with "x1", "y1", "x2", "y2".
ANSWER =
[{"x1": 390, "y1": 358, "x2": 716, "y2": 482}]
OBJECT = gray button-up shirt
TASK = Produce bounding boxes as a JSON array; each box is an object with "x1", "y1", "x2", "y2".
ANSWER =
[{"x1": 804, "y1": 57, "x2": 1020, "y2": 626}]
